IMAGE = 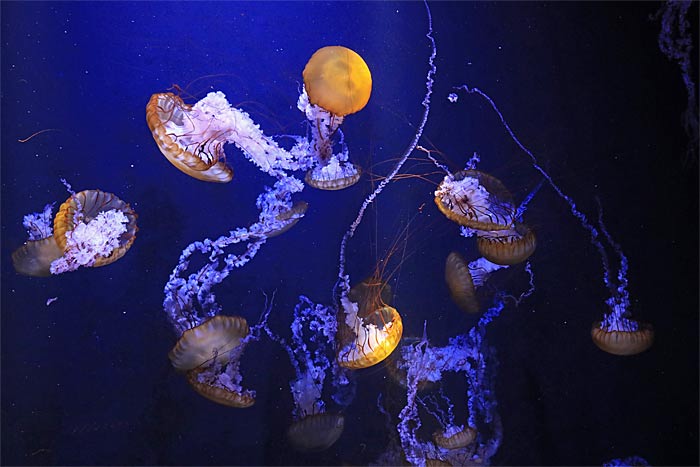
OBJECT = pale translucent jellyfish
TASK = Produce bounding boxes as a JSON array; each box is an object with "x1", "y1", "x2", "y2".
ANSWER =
[
  {"x1": 287, "y1": 413, "x2": 345, "y2": 452},
  {"x1": 12, "y1": 237, "x2": 63, "y2": 277}
]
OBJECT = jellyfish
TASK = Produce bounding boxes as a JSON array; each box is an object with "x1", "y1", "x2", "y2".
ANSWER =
[
  {"x1": 146, "y1": 92, "x2": 234, "y2": 183},
  {"x1": 12, "y1": 203, "x2": 62, "y2": 277},
  {"x1": 52, "y1": 189, "x2": 138, "y2": 271},
  {"x1": 299, "y1": 45, "x2": 372, "y2": 190},
  {"x1": 264, "y1": 296, "x2": 351, "y2": 451},
  {"x1": 445, "y1": 251, "x2": 479, "y2": 314},
  {"x1": 147, "y1": 91, "x2": 313, "y2": 182},
  {"x1": 434, "y1": 170, "x2": 516, "y2": 231},
  {"x1": 13, "y1": 188, "x2": 138, "y2": 276},
  {"x1": 169, "y1": 315, "x2": 255, "y2": 408},
  {"x1": 336, "y1": 293, "x2": 403, "y2": 370},
  {"x1": 476, "y1": 222, "x2": 537, "y2": 266}
]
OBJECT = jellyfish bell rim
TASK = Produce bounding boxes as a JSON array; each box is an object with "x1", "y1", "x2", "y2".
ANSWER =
[
  {"x1": 591, "y1": 320, "x2": 654, "y2": 356},
  {"x1": 145, "y1": 92, "x2": 234, "y2": 183},
  {"x1": 302, "y1": 45, "x2": 372, "y2": 117},
  {"x1": 186, "y1": 367, "x2": 255, "y2": 408},
  {"x1": 305, "y1": 163, "x2": 362, "y2": 190},
  {"x1": 169, "y1": 315, "x2": 249, "y2": 371},
  {"x1": 432, "y1": 426, "x2": 478, "y2": 450}
]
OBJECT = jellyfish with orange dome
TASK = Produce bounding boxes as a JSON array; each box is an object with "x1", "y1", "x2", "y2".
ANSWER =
[
  {"x1": 146, "y1": 90, "x2": 313, "y2": 182},
  {"x1": 264, "y1": 296, "x2": 352, "y2": 452},
  {"x1": 590, "y1": 204, "x2": 653, "y2": 356},
  {"x1": 12, "y1": 185, "x2": 138, "y2": 276},
  {"x1": 299, "y1": 46, "x2": 371, "y2": 190}
]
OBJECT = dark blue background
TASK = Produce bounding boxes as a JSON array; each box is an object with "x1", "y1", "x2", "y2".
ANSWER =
[{"x1": 1, "y1": 2, "x2": 697, "y2": 465}]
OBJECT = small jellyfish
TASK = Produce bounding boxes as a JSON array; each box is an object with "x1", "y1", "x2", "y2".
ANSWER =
[
  {"x1": 476, "y1": 222, "x2": 537, "y2": 265},
  {"x1": 445, "y1": 251, "x2": 479, "y2": 314},
  {"x1": 287, "y1": 413, "x2": 345, "y2": 452},
  {"x1": 52, "y1": 189, "x2": 138, "y2": 271},
  {"x1": 12, "y1": 237, "x2": 63, "y2": 277},
  {"x1": 591, "y1": 299, "x2": 654, "y2": 356},
  {"x1": 432, "y1": 425, "x2": 477, "y2": 450},
  {"x1": 263, "y1": 201, "x2": 309, "y2": 238},
  {"x1": 434, "y1": 170, "x2": 515, "y2": 231},
  {"x1": 300, "y1": 45, "x2": 371, "y2": 190},
  {"x1": 146, "y1": 92, "x2": 234, "y2": 183},
  {"x1": 169, "y1": 315, "x2": 255, "y2": 407}
]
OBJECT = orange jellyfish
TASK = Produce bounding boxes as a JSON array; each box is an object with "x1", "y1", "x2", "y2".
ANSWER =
[
  {"x1": 445, "y1": 251, "x2": 480, "y2": 314},
  {"x1": 434, "y1": 170, "x2": 515, "y2": 231},
  {"x1": 53, "y1": 189, "x2": 138, "y2": 268},
  {"x1": 476, "y1": 222, "x2": 536, "y2": 265},
  {"x1": 301, "y1": 46, "x2": 371, "y2": 190},
  {"x1": 591, "y1": 318, "x2": 654, "y2": 356},
  {"x1": 433, "y1": 426, "x2": 477, "y2": 450},
  {"x1": 169, "y1": 315, "x2": 255, "y2": 407},
  {"x1": 146, "y1": 92, "x2": 234, "y2": 183},
  {"x1": 337, "y1": 275, "x2": 403, "y2": 370}
]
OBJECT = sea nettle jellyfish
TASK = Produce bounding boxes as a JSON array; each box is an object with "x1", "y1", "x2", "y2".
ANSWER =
[
  {"x1": 300, "y1": 46, "x2": 371, "y2": 190},
  {"x1": 146, "y1": 92, "x2": 234, "y2": 182},
  {"x1": 434, "y1": 170, "x2": 515, "y2": 231},
  {"x1": 13, "y1": 189, "x2": 138, "y2": 276},
  {"x1": 476, "y1": 222, "x2": 537, "y2": 265},
  {"x1": 170, "y1": 315, "x2": 255, "y2": 408}
]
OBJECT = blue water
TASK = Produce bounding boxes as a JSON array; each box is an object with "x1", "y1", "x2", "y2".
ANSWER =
[{"x1": 1, "y1": 2, "x2": 697, "y2": 466}]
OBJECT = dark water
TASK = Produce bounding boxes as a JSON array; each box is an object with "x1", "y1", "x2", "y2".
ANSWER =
[{"x1": 1, "y1": 2, "x2": 697, "y2": 466}]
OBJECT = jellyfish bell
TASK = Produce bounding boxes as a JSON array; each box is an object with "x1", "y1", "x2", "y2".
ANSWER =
[
  {"x1": 476, "y1": 222, "x2": 536, "y2": 265},
  {"x1": 169, "y1": 315, "x2": 255, "y2": 408},
  {"x1": 186, "y1": 366, "x2": 255, "y2": 408},
  {"x1": 305, "y1": 160, "x2": 362, "y2": 191},
  {"x1": 432, "y1": 426, "x2": 477, "y2": 450},
  {"x1": 263, "y1": 201, "x2": 309, "y2": 238},
  {"x1": 287, "y1": 412, "x2": 345, "y2": 452},
  {"x1": 53, "y1": 189, "x2": 138, "y2": 267},
  {"x1": 12, "y1": 237, "x2": 63, "y2": 277},
  {"x1": 445, "y1": 251, "x2": 480, "y2": 314},
  {"x1": 434, "y1": 170, "x2": 515, "y2": 231},
  {"x1": 303, "y1": 46, "x2": 372, "y2": 117},
  {"x1": 146, "y1": 92, "x2": 234, "y2": 183},
  {"x1": 169, "y1": 315, "x2": 249, "y2": 371},
  {"x1": 591, "y1": 319, "x2": 654, "y2": 356}
]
